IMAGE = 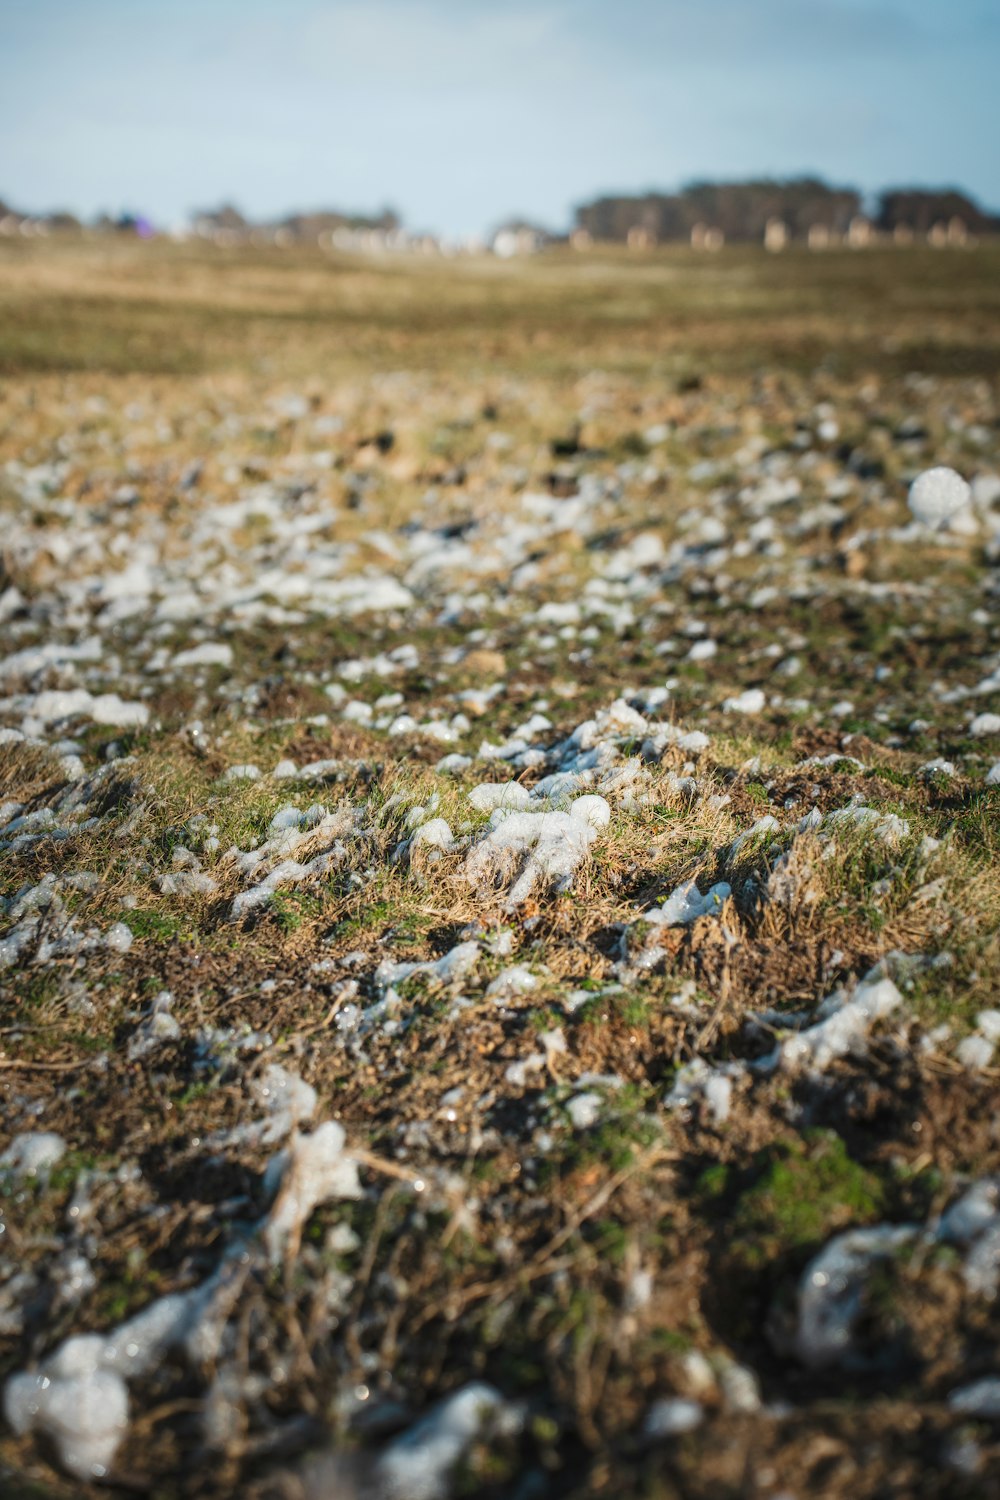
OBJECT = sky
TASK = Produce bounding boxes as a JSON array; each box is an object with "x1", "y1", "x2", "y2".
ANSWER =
[{"x1": 1, "y1": 0, "x2": 997, "y2": 236}]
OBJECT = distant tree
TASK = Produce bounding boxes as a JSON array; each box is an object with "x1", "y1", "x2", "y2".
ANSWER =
[
  {"x1": 575, "y1": 177, "x2": 862, "y2": 243},
  {"x1": 875, "y1": 187, "x2": 1000, "y2": 236},
  {"x1": 271, "y1": 206, "x2": 403, "y2": 241},
  {"x1": 191, "y1": 203, "x2": 248, "y2": 233}
]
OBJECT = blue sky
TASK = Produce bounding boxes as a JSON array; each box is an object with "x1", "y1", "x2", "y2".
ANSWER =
[{"x1": 1, "y1": 0, "x2": 996, "y2": 235}]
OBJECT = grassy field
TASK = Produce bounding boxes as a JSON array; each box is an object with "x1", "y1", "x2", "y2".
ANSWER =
[
  {"x1": 0, "y1": 237, "x2": 999, "y2": 1499},
  {"x1": 2, "y1": 236, "x2": 1000, "y2": 381}
]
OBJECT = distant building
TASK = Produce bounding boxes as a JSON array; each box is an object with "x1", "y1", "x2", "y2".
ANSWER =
[
  {"x1": 691, "y1": 222, "x2": 724, "y2": 250},
  {"x1": 191, "y1": 203, "x2": 248, "y2": 244},
  {"x1": 764, "y1": 217, "x2": 788, "y2": 252},
  {"x1": 491, "y1": 221, "x2": 553, "y2": 257},
  {"x1": 808, "y1": 223, "x2": 834, "y2": 249}
]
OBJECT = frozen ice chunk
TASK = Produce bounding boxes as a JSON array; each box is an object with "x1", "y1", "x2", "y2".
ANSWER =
[
  {"x1": 566, "y1": 1092, "x2": 602, "y2": 1129},
  {"x1": 464, "y1": 797, "x2": 609, "y2": 909},
  {"x1": 647, "y1": 880, "x2": 731, "y2": 927},
  {"x1": 964, "y1": 1225, "x2": 1000, "y2": 1299},
  {"x1": 938, "y1": 1179, "x2": 1000, "y2": 1245},
  {"x1": 703, "y1": 1072, "x2": 733, "y2": 1125},
  {"x1": 230, "y1": 850, "x2": 341, "y2": 918},
  {"x1": 127, "y1": 988, "x2": 182, "y2": 1060},
  {"x1": 410, "y1": 817, "x2": 454, "y2": 851},
  {"x1": 157, "y1": 868, "x2": 218, "y2": 896},
  {"x1": 3, "y1": 1255, "x2": 247, "y2": 1481},
  {"x1": 729, "y1": 815, "x2": 780, "y2": 855},
  {"x1": 104, "y1": 1292, "x2": 202, "y2": 1377},
  {"x1": 375, "y1": 1383, "x2": 508, "y2": 1500},
  {"x1": 376, "y1": 941, "x2": 480, "y2": 997},
  {"x1": 224, "y1": 763, "x2": 261, "y2": 782},
  {"x1": 795, "y1": 1225, "x2": 918, "y2": 1369},
  {"x1": 30, "y1": 689, "x2": 95, "y2": 724},
  {"x1": 485, "y1": 965, "x2": 537, "y2": 1000},
  {"x1": 935, "y1": 1178, "x2": 1000, "y2": 1298},
  {"x1": 89, "y1": 695, "x2": 149, "y2": 729},
  {"x1": 206, "y1": 1063, "x2": 317, "y2": 1151},
  {"x1": 105, "y1": 921, "x2": 134, "y2": 953},
  {"x1": 570, "y1": 793, "x2": 612, "y2": 829},
  {"x1": 172, "y1": 642, "x2": 234, "y2": 668},
  {"x1": 825, "y1": 803, "x2": 910, "y2": 845},
  {"x1": 687, "y1": 639, "x2": 717, "y2": 662},
  {"x1": 717, "y1": 1357, "x2": 762, "y2": 1413},
  {"x1": 908, "y1": 466, "x2": 972, "y2": 530},
  {"x1": 769, "y1": 974, "x2": 904, "y2": 1074},
  {"x1": 0, "y1": 1131, "x2": 67, "y2": 1177},
  {"x1": 247, "y1": 1064, "x2": 316, "y2": 1133},
  {"x1": 4, "y1": 1365, "x2": 128, "y2": 1481},
  {"x1": 950, "y1": 1377, "x2": 1000, "y2": 1418},
  {"x1": 666, "y1": 1059, "x2": 741, "y2": 1124},
  {"x1": 468, "y1": 781, "x2": 531, "y2": 812},
  {"x1": 263, "y1": 1122, "x2": 362, "y2": 1262},
  {"x1": 723, "y1": 688, "x2": 766, "y2": 715},
  {"x1": 643, "y1": 1397, "x2": 703, "y2": 1437},
  {"x1": 436, "y1": 753, "x2": 472, "y2": 775},
  {"x1": 957, "y1": 1035, "x2": 995, "y2": 1071}
]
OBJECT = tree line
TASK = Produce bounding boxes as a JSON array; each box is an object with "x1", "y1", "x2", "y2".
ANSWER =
[{"x1": 574, "y1": 179, "x2": 1000, "y2": 243}]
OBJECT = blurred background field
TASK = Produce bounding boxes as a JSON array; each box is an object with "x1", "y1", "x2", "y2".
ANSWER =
[{"x1": 2, "y1": 237, "x2": 1000, "y2": 383}]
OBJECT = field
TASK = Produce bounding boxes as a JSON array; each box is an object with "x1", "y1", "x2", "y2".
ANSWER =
[{"x1": 1, "y1": 235, "x2": 999, "y2": 1499}]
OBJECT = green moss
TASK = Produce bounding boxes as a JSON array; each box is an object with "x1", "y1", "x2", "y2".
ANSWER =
[
  {"x1": 575, "y1": 989, "x2": 650, "y2": 1029},
  {"x1": 37, "y1": 1150, "x2": 100, "y2": 1196},
  {"x1": 120, "y1": 907, "x2": 182, "y2": 940},
  {"x1": 725, "y1": 1131, "x2": 885, "y2": 1272},
  {"x1": 696, "y1": 1162, "x2": 730, "y2": 1200},
  {"x1": 563, "y1": 1091, "x2": 660, "y2": 1174},
  {"x1": 268, "y1": 889, "x2": 323, "y2": 933}
]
